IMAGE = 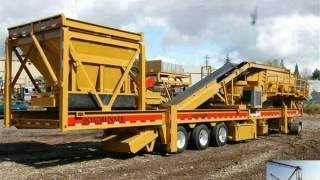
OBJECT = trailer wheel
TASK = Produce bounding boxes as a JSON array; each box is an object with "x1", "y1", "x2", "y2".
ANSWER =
[
  {"x1": 211, "y1": 123, "x2": 228, "y2": 147},
  {"x1": 177, "y1": 126, "x2": 188, "y2": 153},
  {"x1": 289, "y1": 121, "x2": 302, "y2": 135},
  {"x1": 191, "y1": 124, "x2": 210, "y2": 150}
]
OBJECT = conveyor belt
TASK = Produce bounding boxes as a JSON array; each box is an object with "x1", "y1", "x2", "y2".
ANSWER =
[
  {"x1": 166, "y1": 62, "x2": 237, "y2": 106},
  {"x1": 164, "y1": 62, "x2": 252, "y2": 110}
]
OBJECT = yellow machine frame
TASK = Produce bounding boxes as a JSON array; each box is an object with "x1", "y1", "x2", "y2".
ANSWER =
[
  {"x1": 4, "y1": 15, "x2": 308, "y2": 154},
  {"x1": 5, "y1": 14, "x2": 146, "y2": 131}
]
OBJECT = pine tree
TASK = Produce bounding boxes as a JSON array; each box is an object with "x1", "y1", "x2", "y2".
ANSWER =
[
  {"x1": 294, "y1": 63, "x2": 300, "y2": 78},
  {"x1": 280, "y1": 59, "x2": 285, "y2": 68},
  {"x1": 225, "y1": 54, "x2": 231, "y2": 64},
  {"x1": 312, "y1": 68, "x2": 320, "y2": 80}
]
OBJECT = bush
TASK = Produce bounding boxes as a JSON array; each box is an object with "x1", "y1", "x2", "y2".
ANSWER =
[{"x1": 304, "y1": 103, "x2": 320, "y2": 115}]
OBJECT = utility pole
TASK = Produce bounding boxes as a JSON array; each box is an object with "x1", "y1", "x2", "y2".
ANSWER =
[{"x1": 201, "y1": 55, "x2": 212, "y2": 79}]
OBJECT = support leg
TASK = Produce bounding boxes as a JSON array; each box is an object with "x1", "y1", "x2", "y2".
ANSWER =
[{"x1": 4, "y1": 39, "x2": 12, "y2": 128}]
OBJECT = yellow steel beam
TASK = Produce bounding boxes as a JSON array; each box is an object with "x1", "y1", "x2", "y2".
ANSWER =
[
  {"x1": 216, "y1": 92, "x2": 226, "y2": 103},
  {"x1": 64, "y1": 16, "x2": 142, "y2": 42},
  {"x1": 99, "y1": 65, "x2": 104, "y2": 92},
  {"x1": 69, "y1": 31, "x2": 139, "y2": 50},
  {"x1": 31, "y1": 33, "x2": 58, "y2": 84},
  {"x1": 281, "y1": 101, "x2": 289, "y2": 134},
  {"x1": 167, "y1": 105, "x2": 178, "y2": 153},
  {"x1": 222, "y1": 81, "x2": 229, "y2": 105},
  {"x1": 75, "y1": 53, "x2": 130, "y2": 67},
  {"x1": 59, "y1": 28, "x2": 70, "y2": 131},
  {"x1": 250, "y1": 62, "x2": 289, "y2": 73},
  {"x1": 139, "y1": 42, "x2": 146, "y2": 110},
  {"x1": 4, "y1": 38, "x2": 12, "y2": 128},
  {"x1": 231, "y1": 79, "x2": 234, "y2": 105},
  {"x1": 159, "y1": 113, "x2": 168, "y2": 144}
]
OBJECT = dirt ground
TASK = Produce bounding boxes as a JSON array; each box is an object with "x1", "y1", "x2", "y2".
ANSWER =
[{"x1": 0, "y1": 116, "x2": 319, "y2": 180}]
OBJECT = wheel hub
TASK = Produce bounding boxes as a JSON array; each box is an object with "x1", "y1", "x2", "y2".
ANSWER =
[
  {"x1": 218, "y1": 127, "x2": 227, "y2": 143},
  {"x1": 177, "y1": 131, "x2": 186, "y2": 149},
  {"x1": 199, "y1": 129, "x2": 209, "y2": 146}
]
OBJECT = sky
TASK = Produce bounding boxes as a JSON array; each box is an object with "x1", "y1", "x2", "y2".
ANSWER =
[
  {"x1": 0, "y1": 0, "x2": 319, "y2": 78},
  {"x1": 266, "y1": 160, "x2": 320, "y2": 180}
]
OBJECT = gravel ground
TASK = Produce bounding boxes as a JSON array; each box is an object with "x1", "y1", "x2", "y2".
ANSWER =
[{"x1": 0, "y1": 116, "x2": 319, "y2": 180}]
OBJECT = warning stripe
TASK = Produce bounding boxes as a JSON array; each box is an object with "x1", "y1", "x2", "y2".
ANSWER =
[
  {"x1": 68, "y1": 113, "x2": 163, "y2": 126},
  {"x1": 259, "y1": 110, "x2": 281, "y2": 118},
  {"x1": 68, "y1": 109, "x2": 302, "y2": 127},
  {"x1": 177, "y1": 111, "x2": 249, "y2": 121}
]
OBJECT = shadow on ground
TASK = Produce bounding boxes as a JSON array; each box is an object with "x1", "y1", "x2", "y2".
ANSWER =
[{"x1": 0, "y1": 141, "x2": 138, "y2": 168}]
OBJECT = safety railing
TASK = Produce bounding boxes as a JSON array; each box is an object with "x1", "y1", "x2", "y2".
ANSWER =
[{"x1": 266, "y1": 75, "x2": 308, "y2": 99}]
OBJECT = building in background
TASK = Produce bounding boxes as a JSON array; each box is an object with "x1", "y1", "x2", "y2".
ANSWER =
[
  {"x1": 308, "y1": 80, "x2": 320, "y2": 104},
  {"x1": 0, "y1": 58, "x2": 41, "y2": 93}
]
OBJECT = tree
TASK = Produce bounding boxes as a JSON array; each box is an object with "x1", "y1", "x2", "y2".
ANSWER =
[
  {"x1": 266, "y1": 59, "x2": 280, "y2": 67},
  {"x1": 280, "y1": 59, "x2": 285, "y2": 68},
  {"x1": 294, "y1": 63, "x2": 300, "y2": 78},
  {"x1": 311, "y1": 68, "x2": 320, "y2": 80},
  {"x1": 301, "y1": 68, "x2": 311, "y2": 79},
  {"x1": 225, "y1": 53, "x2": 231, "y2": 64}
]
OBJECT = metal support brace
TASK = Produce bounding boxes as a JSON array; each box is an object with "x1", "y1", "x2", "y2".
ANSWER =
[
  {"x1": 99, "y1": 65, "x2": 104, "y2": 92},
  {"x1": 31, "y1": 33, "x2": 58, "y2": 84},
  {"x1": 69, "y1": 43, "x2": 105, "y2": 109},
  {"x1": 216, "y1": 92, "x2": 226, "y2": 103},
  {"x1": 222, "y1": 81, "x2": 229, "y2": 105},
  {"x1": 12, "y1": 47, "x2": 41, "y2": 93},
  {"x1": 106, "y1": 52, "x2": 137, "y2": 111},
  {"x1": 163, "y1": 81, "x2": 172, "y2": 100}
]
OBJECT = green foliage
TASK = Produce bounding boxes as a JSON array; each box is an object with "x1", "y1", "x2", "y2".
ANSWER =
[
  {"x1": 304, "y1": 103, "x2": 320, "y2": 115},
  {"x1": 225, "y1": 54, "x2": 231, "y2": 64},
  {"x1": 311, "y1": 68, "x2": 320, "y2": 80}
]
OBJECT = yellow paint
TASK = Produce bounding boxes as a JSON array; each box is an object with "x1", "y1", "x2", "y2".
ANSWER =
[
  {"x1": 228, "y1": 122, "x2": 256, "y2": 141},
  {"x1": 102, "y1": 128, "x2": 158, "y2": 153},
  {"x1": 4, "y1": 38, "x2": 12, "y2": 128}
]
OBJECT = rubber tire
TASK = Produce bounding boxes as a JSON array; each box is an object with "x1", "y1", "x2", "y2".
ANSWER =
[
  {"x1": 177, "y1": 126, "x2": 188, "y2": 153},
  {"x1": 211, "y1": 123, "x2": 228, "y2": 147},
  {"x1": 191, "y1": 124, "x2": 210, "y2": 150},
  {"x1": 289, "y1": 121, "x2": 302, "y2": 135}
]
